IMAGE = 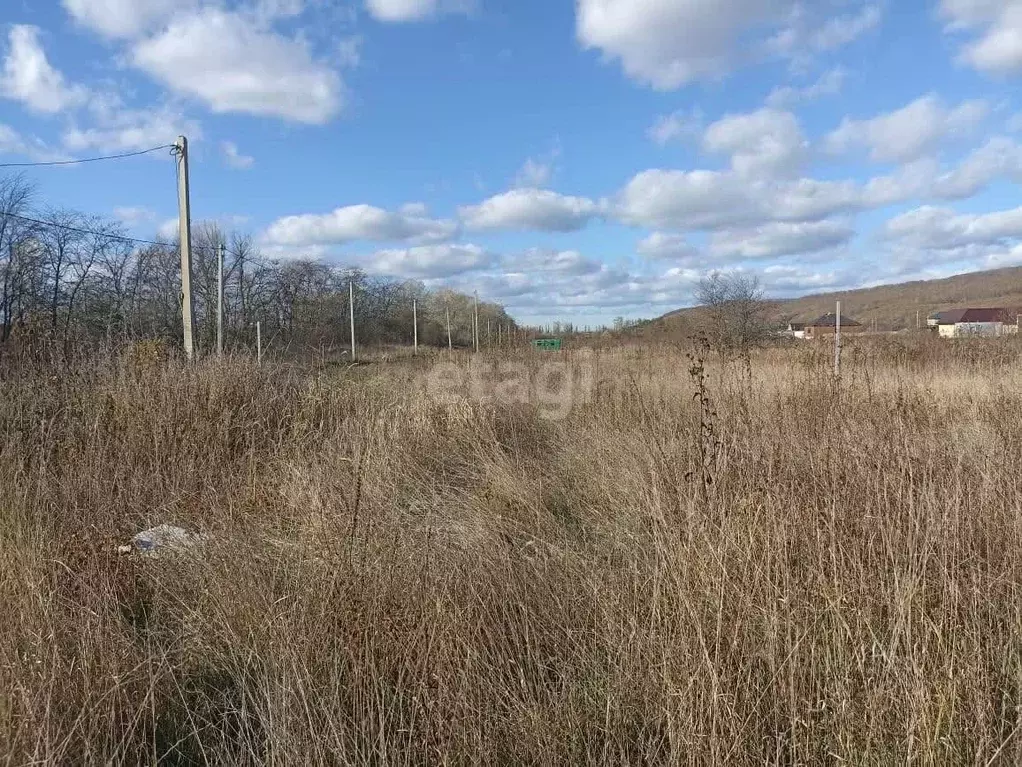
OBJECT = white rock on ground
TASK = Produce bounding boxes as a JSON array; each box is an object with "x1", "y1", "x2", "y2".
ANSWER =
[{"x1": 117, "y1": 524, "x2": 205, "y2": 558}]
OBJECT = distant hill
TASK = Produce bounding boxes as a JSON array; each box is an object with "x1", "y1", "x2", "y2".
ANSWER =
[{"x1": 634, "y1": 266, "x2": 1022, "y2": 341}]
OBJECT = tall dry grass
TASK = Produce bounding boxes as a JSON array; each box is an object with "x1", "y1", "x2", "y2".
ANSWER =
[{"x1": 3, "y1": 338, "x2": 1022, "y2": 764}]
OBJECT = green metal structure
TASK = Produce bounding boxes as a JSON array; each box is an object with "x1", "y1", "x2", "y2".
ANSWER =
[{"x1": 531, "y1": 337, "x2": 562, "y2": 351}]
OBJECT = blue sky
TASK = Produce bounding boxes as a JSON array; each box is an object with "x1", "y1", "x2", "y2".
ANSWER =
[{"x1": 3, "y1": 0, "x2": 1022, "y2": 325}]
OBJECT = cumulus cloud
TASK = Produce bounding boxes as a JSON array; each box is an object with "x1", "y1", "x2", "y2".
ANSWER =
[
  {"x1": 113, "y1": 206, "x2": 158, "y2": 226},
  {"x1": 702, "y1": 108, "x2": 808, "y2": 178},
  {"x1": 766, "y1": 67, "x2": 846, "y2": 107},
  {"x1": 264, "y1": 204, "x2": 458, "y2": 246},
  {"x1": 637, "y1": 232, "x2": 699, "y2": 260},
  {"x1": 614, "y1": 169, "x2": 759, "y2": 230},
  {"x1": 62, "y1": 0, "x2": 186, "y2": 39},
  {"x1": 759, "y1": 263, "x2": 851, "y2": 292},
  {"x1": 577, "y1": 0, "x2": 878, "y2": 89},
  {"x1": 767, "y1": 3, "x2": 881, "y2": 64},
  {"x1": 825, "y1": 95, "x2": 990, "y2": 163},
  {"x1": 503, "y1": 248, "x2": 604, "y2": 276},
  {"x1": 221, "y1": 141, "x2": 254, "y2": 170},
  {"x1": 514, "y1": 158, "x2": 554, "y2": 188},
  {"x1": 459, "y1": 189, "x2": 600, "y2": 232},
  {"x1": 862, "y1": 138, "x2": 1022, "y2": 205},
  {"x1": 941, "y1": 0, "x2": 1022, "y2": 75},
  {"x1": 576, "y1": 0, "x2": 786, "y2": 88},
  {"x1": 617, "y1": 130, "x2": 1022, "y2": 242},
  {"x1": 131, "y1": 8, "x2": 344, "y2": 123},
  {"x1": 63, "y1": 101, "x2": 200, "y2": 152},
  {"x1": 647, "y1": 109, "x2": 703, "y2": 146},
  {"x1": 1, "y1": 25, "x2": 87, "y2": 113},
  {"x1": 884, "y1": 204, "x2": 1022, "y2": 250},
  {"x1": 365, "y1": 0, "x2": 475, "y2": 22},
  {"x1": 368, "y1": 244, "x2": 493, "y2": 278},
  {"x1": 614, "y1": 169, "x2": 859, "y2": 231},
  {"x1": 709, "y1": 220, "x2": 854, "y2": 259},
  {"x1": 0, "y1": 123, "x2": 65, "y2": 163}
]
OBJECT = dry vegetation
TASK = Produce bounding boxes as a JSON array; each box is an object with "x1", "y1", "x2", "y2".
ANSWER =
[{"x1": 4, "y1": 336, "x2": 1022, "y2": 764}]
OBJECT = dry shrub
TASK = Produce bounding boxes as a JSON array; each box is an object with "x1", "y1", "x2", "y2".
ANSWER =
[{"x1": 3, "y1": 341, "x2": 1022, "y2": 763}]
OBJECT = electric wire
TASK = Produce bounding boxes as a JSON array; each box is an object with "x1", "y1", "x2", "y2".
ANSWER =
[{"x1": 0, "y1": 144, "x2": 174, "y2": 169}]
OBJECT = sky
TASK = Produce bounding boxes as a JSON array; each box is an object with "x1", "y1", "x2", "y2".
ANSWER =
[{"x1": 2, "y1": 0, "x2": 1022, "y2": 325}]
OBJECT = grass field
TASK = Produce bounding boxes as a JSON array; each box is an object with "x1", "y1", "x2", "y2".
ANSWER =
[{"x1": 4, "y1": 337, "x2": 1022, "y2": 764}]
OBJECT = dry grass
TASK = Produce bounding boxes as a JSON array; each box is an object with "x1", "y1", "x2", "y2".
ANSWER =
[{"x1": 4, "y1": 338, "x2": 1022, "y2": 764}]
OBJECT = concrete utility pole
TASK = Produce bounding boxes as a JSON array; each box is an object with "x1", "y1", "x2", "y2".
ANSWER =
[
  {"x1": 216, "y1": 242, "x2": 225, "y2": 358},
  {"x1": 413, "y1": 297, "x2": 418, "y2": 355},
  {"x1": 473, "y1": 292, "x2": 479, "y2": 353},
  {"x1": 174, "y1": 136, "x2": 195, "y2": 360},
  {"x1": 256, "y1": 321, "x2": 262, "y2": 366},
  {"x1": 834, "y1": 300, "x2": 842, "y2": 378},
  {"x1": 446, "y1": 306, "x2": 452, "y2": 350},
  {"x1": 349, "y1": 280, "x2": 356, "y2": 362}
]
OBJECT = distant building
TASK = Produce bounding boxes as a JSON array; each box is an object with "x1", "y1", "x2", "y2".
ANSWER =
[
  {"x1": 804, "y1": 313, "x2": 863, "y2": 341},
  {"x1": 932, "y1": 308, "x2": 1020, "y2": 338},
  {"x1": 781, "y1": 321, "x2": 806, "y2": 339}
]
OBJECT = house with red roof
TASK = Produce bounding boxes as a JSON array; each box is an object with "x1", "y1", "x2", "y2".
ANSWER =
[{"x1": 930, "y1": 308, "x2": 1020, "y2": 338}]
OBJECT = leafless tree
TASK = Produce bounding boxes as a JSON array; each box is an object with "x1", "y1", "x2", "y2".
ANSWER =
[
  {"x1": 696, "y1": 271, "x2": 774, "y2": 364},
  {"x1": 0, "y1": 172, "x2": 518, "y2": 360}
]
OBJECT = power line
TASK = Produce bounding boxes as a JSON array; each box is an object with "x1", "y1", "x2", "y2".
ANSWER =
[
  {"x1": 5, "y1": 212, "x2": 168, "y2": 247},
  {"x1": 5, "y1": 212, "x2": 254, "y2": 258},
  {"x1": 0, "y1": 144, "x2": 174, "y2": 169}
]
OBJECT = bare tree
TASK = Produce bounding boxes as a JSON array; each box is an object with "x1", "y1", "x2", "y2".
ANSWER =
[
  {"x1": 696, "y1": 271, "x2": 774, "y2": 363},
  {"x1": 0, "y1": 172, "x2": 519, "y2": 360}
]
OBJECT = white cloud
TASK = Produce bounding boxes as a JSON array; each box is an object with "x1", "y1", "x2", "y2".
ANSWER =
[
  {"x1": 157, "y1": 218, "x2": 180, "y2": 240},
  {"x1": 264, "y1": 204, "x2": 459, "y2": 246},
  {"x1": 62, "y1": 0, "x2": 186, "y2": 39},
  {"x1": 941, "y1": 0, "x2": 1022, "y2": 75},
  {"x1": 221, "y1": 141, "x2": 254, "y2": 169},
  {"x1": 365, "y1": 0, "x2": 475, "y2": 22},
  {"x1": 113, "y1": 206, "x2": 158, "y2": 225},
  {"x1": 1, "y1": 25, "x2": 87, "y2": 114},
  {"x1": 577, "y1": 1, "x2": 877, "y2": 89},
  {"x1": 768, "y1": 3, "x2": 881, "y2": 62},
  {"x1": 337, "y1": 36, "x2": 363, "y2": 69},
  {"x1": 647, "y1": 109, "x2": 703, "y2": 146},
  {"x1": 503, "y1": 248, "x2": 604, "y2": 276},
  {"x1": 702, "y1": 108, "x2": 808, "y2": 178},
  {"x1": 64, "y1": 102, "x2": 200, "y2": 152},
  {"x1": 809, "y1": 4, "x2": 882, "y2": 50},
  {"x1": 514, "y1": 158, "x2": 553, "y2": 188},
  {"x1": 771, "y1": 177, "x2": 862, "y2": 221},
  {"x1": 616, "y1": 133, "x2": 1022, "y2": 241},
  {"x1": 368, "y1": 244, "x2": 493, "y2": 278},
  {"x1": 709, "y1": 220, "x2": 854, "y2": 259},
  {"x1": 825, "y1": 95, "x2": 990, "y2": 163},
  {"x1": 862, "y1": 138, "x2": 1022, "y2": 204},
  {"x1": 0, "y1": 123, "x2": 65, "y2": 162},
  {"x1": 254, "y1": 0, "x2": 306, "y2": 23},
  {"x1": 459, "y1": 189, "x2": 600, "y2": 232},
  {"x1": 767, "y1": 67, "x2": 846, "y2": 107},
  {"x1": 760, "y1": 263, "x2": 849, "y2": 292},
  {"x1": 637, "y1": 231, "x2": 699, "y2": 260},
  {"x1": 615, "y1": 169, "x2": 758, "y2": 230},
  {"x1": 131, "y1": 8, "x2": 344, "y2": 124},
  {"x1": 576, "y1": 0, "x2": 787, "y2": 89},
  {"x1": 884, "y1": 204, "x2": 1022, "y2": 250}
]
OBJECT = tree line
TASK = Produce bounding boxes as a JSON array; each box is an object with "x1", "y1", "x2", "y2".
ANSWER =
[{"x1": 0, "y1": 175, "x2": 516, "y2": 358}]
